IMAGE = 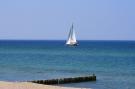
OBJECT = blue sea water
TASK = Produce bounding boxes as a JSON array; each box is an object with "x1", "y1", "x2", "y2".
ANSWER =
[{"x1": 0, "y1": 40, "x2": 135, "y2": 89}]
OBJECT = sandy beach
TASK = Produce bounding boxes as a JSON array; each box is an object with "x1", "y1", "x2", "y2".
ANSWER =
[{"x1": 0, "y1": 81, "x2": 85, "y2": 89}]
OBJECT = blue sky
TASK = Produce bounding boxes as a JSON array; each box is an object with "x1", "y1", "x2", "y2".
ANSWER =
[{"x1": 0, "y1": 0, "x2": 135, "y2": 40}]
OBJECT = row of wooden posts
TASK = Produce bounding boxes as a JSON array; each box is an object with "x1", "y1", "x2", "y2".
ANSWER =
[{"x1": 30, "y1": 74, "x2": 96, "y2": 85}]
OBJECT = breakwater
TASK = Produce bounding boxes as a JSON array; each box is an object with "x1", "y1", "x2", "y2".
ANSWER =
[{"x1": 30, "y1": 75, "x2": 96, "y2": 85}]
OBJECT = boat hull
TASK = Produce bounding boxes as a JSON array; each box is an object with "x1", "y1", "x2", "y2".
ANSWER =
[{"x1": 66, "y1": 43, "x2": 79, "y2": 46}]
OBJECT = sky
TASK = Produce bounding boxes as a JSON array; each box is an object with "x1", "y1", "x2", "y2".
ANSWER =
[{"x1": 0, "y1": 0, "x2": 135, "y2": 40}]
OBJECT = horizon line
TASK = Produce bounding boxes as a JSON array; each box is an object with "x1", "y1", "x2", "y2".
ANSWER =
[{"x1": 0, "y1": 39, "x2": 135, "y2": 41}]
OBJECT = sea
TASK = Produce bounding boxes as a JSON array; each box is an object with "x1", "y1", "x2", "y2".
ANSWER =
[{"x1": 0, "y1": 40, "x2": 135, "y2": 89}]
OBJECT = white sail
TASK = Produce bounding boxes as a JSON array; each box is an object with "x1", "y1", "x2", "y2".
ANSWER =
[{"x1": 66, "y1": 24, "x2": 78, "y2": 45}]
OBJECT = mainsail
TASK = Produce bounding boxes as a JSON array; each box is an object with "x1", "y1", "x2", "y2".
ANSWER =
[{"x1": 66, "y1": 24, "x2": 78, "y2": 46}]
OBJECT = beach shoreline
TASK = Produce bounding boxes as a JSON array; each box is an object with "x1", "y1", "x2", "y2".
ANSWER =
[{"x1": 0, "y1": 81, "x2": 88, "y2": 89}]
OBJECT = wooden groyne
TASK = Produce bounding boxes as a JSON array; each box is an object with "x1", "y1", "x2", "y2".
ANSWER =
[{"x1": 30, "y1": 75, "x2": 96, "y2": 85}]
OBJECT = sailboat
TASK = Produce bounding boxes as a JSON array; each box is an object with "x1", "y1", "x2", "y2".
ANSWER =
[{"x1": 66, "y1": 24, "x2": 78, "y2": 46}]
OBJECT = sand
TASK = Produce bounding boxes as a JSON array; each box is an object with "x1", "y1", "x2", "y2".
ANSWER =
[{"x1": 0, "y1": 81, "x2": 86, "y2": 89}]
